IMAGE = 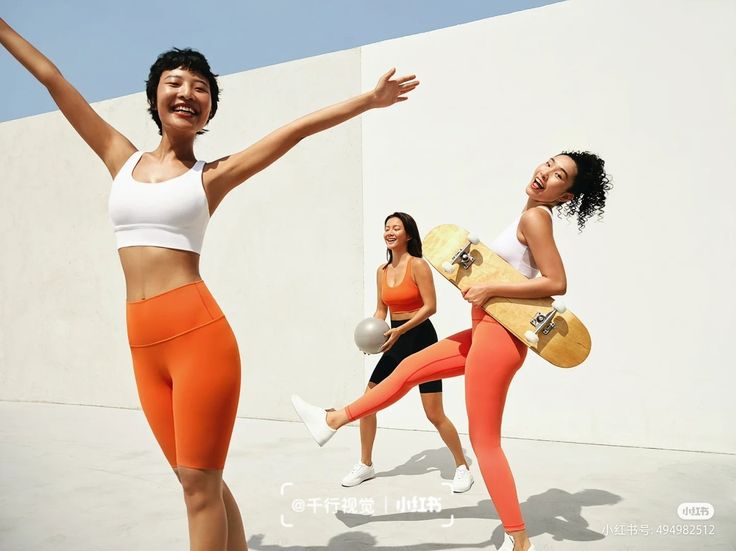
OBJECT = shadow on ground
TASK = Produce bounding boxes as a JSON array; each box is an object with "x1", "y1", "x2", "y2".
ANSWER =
[{"x1": 249, "y1": 447, "x2": 623, "y2": 550}]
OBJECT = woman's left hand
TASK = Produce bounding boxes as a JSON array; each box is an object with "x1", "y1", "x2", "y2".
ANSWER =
[
  {"x1": 379, "y1": 327, "x2": 402, "y2": 353},
  {"x1": 371, "y1": 68, "x2": 420, "y2": 108},
  {"x1": 462, "y1": 284, "x2": 495, "y2": 308}
]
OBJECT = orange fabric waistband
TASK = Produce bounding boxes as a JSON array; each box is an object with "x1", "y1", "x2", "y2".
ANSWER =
[{"x1": 125, "y1": 279, "x2": 224, "y2": 347}]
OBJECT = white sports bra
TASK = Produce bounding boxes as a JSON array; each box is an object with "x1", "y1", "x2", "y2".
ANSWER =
[
  {"x1": 489, "y1": 206, "x2": 552, "y2": 278},
  {"x1": 108, "y1": 151, "x2": 210, "y2": 254}
]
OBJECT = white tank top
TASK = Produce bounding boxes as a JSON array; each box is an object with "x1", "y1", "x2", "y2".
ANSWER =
[
  {"x1": 488, "y1": 206, "x2": 552, "y2": 278},
  {"x1": 108, "y1": 151, "x2": 210, "y2": 254}
]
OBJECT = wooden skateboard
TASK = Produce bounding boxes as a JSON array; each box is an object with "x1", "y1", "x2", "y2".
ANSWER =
[{"x1": 423, "y1": 224, "x2": 591, "y2": 368}]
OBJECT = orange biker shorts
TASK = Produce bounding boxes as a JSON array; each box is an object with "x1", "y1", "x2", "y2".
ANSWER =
[{"x1": 126, "y1": 279, "x2": 241, "y2": 470}]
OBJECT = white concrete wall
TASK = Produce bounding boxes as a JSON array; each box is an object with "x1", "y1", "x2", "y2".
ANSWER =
[
  {"x1": 360, "y1": 0, "x2": 736, "y2": 454},
  {"x1": 1, "y1": 0, "x2": 734, "y2": 454}
]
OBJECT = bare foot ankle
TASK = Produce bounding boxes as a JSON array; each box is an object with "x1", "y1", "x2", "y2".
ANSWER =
[
  {"x1": 508, "y1": 531, "x2": 531, "y2": 551},
  {"x1": 325, "y1": 410, "x2": 340, "y2": 430}
]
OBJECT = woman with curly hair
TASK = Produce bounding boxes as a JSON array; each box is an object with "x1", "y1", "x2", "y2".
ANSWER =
[
  {"x1": 1, "y1": 17, "x2": 418, "y2": 551},
  {"x1": 292, "y1": 152, "x2": 612, "y2": 551}
]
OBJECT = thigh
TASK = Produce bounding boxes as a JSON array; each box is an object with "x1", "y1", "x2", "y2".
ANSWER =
[
  {"x1": 130, "y1": 347, "x2": 178, "y2": 467},
  {"x1": 372, "y1": 322, "x2": 445, "y2": 392},
  {"x1": 464, "y1": 317, "x2": 527, "y2": 433},
  {"x1": 369, "y1": 352, "x2": 399, "y2": 386},
  {"x1": 345, "y1": 329, "x2": 472, "y2": 421},
  {"x1": 411, "y1": 320, "x2": 443, "y2": 394},
  {"x1": 394, "y1": 327, "x2": 472, "y2": 385},
  {"x1": 168, "y1": 317, "x2": 242, "y2": 470},
  {"x1": 418, "y1": 379, "x2": 443, "y2": 393}
]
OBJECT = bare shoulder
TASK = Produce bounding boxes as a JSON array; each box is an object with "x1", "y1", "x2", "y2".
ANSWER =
[
  {"x1": 108, "y1": 143, "x2": 138, "y2": 179},
  {"x1": 412, "y1": 256, "x2": 432, "y2": 276},
  {"x1": 521, "y1": 206, "x2": 553, "y2": 229},
  {"x1": 521, "y1": 205, "x2": 553, "y2": 221}
]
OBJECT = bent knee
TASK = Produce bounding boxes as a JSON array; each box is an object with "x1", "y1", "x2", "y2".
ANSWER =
[
  {"x1": 425, "y1": 412, "x2": 447, "y2": 426},
  {"x1": 468, "y1": 429, "x2": 501, "y2": 449}
]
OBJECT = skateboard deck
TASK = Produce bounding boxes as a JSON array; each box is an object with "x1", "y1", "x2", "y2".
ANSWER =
[{"x1": 423, "y1": 224, "x2": 591, "y2": 368}]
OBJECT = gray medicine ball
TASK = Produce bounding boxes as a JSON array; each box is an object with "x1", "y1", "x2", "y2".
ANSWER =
[{"x1": 354, "y1": 317, "x2": 390, "y2": 354}]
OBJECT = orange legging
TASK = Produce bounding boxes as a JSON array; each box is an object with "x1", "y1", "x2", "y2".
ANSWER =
[
  {"x1": 345, "y1": 307, "x2": 528, "y2": 531},
  {"x1": 126, "y1": 279, "x2": 241, "y2": 470}
]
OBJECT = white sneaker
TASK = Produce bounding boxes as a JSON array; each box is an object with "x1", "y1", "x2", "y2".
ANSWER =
[
  {"x1": 340, "y1": 462, "x2": 376, "y2": 487},
  {"x1": 290, "y1": 394, "x2": 336, "y2": 447},
  {"x1": 499, "y1": 532, "x2": 536, "y2": 551},
  {"x1": 451, "y1": 465, "x2": 474, "y2": 493}
]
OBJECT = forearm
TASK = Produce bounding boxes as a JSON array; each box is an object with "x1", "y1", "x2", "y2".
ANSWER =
[
  {"x1": 287, "y1": 91, "x2": 376, "y2": 143},
  {"x1": 372, "y1": 308, "x2": 388, "y2": 321},
  {"x1": 486, "y1": 277, "x2": 566, "y2": 300},
  {"x1": 392, "y1": 305, "x2": 436, "y2": 334},
  {"x1": 1, "y1": 19, "x2": 61, "y2": 86}
]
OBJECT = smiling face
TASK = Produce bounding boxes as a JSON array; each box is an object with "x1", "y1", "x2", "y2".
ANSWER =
[
  {"x1": 384, "y1": 217, "x2": 410, "y2": 252},
  {"x1": 526, "y1": 155, "x2": 578, "y2": 205},
  {"x1": 155, "y1": 67, "x2": 212, "y2": 135}
]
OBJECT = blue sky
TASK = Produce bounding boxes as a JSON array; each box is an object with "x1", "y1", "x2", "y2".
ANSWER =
[{"x1": 2, "y1": 1, "x2": 561, "y2": 122}]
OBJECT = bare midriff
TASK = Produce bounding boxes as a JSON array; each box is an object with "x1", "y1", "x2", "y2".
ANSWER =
[
  {"x1": 391, "y1": 309, "x2": 418, "y2": 321},
  {"x1": 118, "y1": 246, "x2": 202, "y2": 302}
]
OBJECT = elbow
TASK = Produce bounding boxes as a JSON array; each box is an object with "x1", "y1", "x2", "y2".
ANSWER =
[
  {"x1": 427, "y1": 306, "x2": 437, "y2": 316},
  {"x1": 40, "y1": 66, "x2": 63, "y2": 89},
  {"x1": 544, "y1": 277, "x2": 566, "y2": 296},
  {"x1": 540, "y1": 275, "x2": 566, "y2": 296}
]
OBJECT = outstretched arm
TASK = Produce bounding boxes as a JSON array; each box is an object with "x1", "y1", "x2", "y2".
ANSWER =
[
  {"x1": 1, "y1": 18, "x2": 135, "y2": 176},
  {"x1": 204, "y1": 68, "x2": 419, "y2": 206}
]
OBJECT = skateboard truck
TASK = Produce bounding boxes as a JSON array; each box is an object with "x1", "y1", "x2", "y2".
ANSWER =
[
  {"x1": 442, "y1": 233, "x2": 480, "y2": 273},
  {"x1": 524, "y1": 300, "x2": 566, "y2": 345}
]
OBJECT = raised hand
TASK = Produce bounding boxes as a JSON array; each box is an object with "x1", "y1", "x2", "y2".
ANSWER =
[
  {"x1": 371, "y1": 68, "x2": 420, "y2": 108},
  {"x1": 0, "y1": 17, "x2": 134, "y2": 175}
]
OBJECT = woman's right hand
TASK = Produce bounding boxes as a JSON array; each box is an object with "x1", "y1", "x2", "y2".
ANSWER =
[{"x1": 379, "y1": 327, "x2": 402, "y2": 353}]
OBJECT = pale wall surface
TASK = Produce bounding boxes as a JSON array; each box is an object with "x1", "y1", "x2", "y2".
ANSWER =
[
  {"x1": 1, "y1": 0, "x2": 734, "y2": 454},
  {"x1": 360, "y1": 0, "x2": 736, "y2": 454}
]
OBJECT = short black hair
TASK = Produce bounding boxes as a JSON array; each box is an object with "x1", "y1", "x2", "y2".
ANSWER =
[
  {"x1": 558, "y1": 150, "x2": 613, "y2": 231},
  {"x1": 145, "y1": 48, "x2": 220, "y2": 136}
]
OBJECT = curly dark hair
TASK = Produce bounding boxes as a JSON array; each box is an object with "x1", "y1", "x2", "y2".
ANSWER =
[
  {"x1": 557, "y1": 150, "x2": 612, "y2": 231},
  {"x1": 145, "y1": 48, "x2": 220, "y2": 136},
  {"x1": 383, "y1": 212, "x2": 423, "y2": 266}
]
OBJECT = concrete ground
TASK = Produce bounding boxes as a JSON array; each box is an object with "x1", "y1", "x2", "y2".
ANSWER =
[{"x1": 1, "y1": 401, "x2": 734, "y2": 551}]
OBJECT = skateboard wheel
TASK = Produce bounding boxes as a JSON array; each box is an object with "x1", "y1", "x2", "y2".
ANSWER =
[
  {"x1": 552, "y1": 300, "x2": 566, "y2": 313},
  {"x1": 524, "y1": 330, "x2": 539, "y2": 346},
  {"x1": 442, "y1": 261, "x2": 454, "y2": 274},
  {"x1": 467, "y1": 233, "x2": 480, "y2": 245}
]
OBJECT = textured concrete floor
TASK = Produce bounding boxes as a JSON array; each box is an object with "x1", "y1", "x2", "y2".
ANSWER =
[{"x1": 1, "y1": 401, "x2": 734, "y2": 551}]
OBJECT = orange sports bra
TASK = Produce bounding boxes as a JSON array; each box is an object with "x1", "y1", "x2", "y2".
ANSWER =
[{"x1": 380, "y1": 258, "x2": 424, "y2": 314}]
